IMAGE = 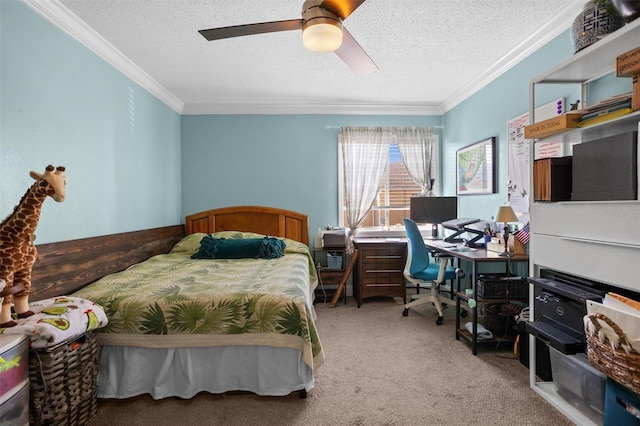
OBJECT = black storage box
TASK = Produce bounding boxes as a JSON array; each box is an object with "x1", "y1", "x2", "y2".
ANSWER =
[
  {"x1": 477, "y1": 273, "x2": 527, "y2": 299},
  {"x1": 572, "y1": 131, "x2": 638, "y2": 201}
]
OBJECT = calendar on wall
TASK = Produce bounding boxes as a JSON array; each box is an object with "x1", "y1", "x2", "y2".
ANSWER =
[{"x1": 507, "y1": 98, "x2": 565, "y2": 223}]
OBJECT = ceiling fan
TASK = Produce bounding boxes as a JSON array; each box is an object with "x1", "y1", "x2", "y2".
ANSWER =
[{"x1": 198, "y1": 0, "x2": 377, "y2": 76}]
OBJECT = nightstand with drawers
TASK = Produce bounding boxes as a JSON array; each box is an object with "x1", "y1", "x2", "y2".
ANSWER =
[{"x1": 353, "y1": 238, "x2": 407, "y2": 307}]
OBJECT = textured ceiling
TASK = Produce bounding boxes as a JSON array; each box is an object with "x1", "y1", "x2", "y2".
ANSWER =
[{"x1": 33, "y1": 0, "x2": 584, "y2": 114}]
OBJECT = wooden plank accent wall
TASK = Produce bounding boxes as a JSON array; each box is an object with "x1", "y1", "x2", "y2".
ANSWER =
[{"x1": 30, "y1": 225, "x2": 184, "y2": 301}]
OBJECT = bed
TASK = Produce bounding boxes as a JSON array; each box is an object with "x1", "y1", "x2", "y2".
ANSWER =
[{"x1": 67, "y1": 206, "x2": 323, "y2": 399}]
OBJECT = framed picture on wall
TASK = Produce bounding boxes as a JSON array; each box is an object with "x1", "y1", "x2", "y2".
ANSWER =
[{"x1": 456, "y1": 137, "x2": 496, "y2": 195}]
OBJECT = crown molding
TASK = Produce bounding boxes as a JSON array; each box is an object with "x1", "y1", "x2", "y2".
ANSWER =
[
  {"x1": 23, "y1": 0, "x2": 584, "y2": 117},
  {"x1": 23, "y1": 0, "x2": 184, "y2": 114},
  {"x1": 182, "y1": 102, "x2": 443, "y2": 115},
  {"x1": 439, "y1": 0, "x2": 583, "y2": 113}
]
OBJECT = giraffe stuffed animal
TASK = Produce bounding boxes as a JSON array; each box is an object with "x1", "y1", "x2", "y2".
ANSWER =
[{"x1": 0, "y1": 165, "x2": 66, "y2": 327}]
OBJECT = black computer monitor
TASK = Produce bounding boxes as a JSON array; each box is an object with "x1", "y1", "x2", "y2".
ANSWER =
[
  {"x1": 410, "y1": 196, "x2": 458, "y2": 224},
  {"x1": 410, "y1": 196, "x2": 458, "y2": 237}
]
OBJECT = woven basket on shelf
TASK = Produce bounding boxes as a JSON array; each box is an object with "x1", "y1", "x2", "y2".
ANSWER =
[
  {"x1": 29, "y1": 331, "x2": 98, "y2": 426},
  {"x1": 584, "y1": 312, "x2": 640, "y2": 395}
]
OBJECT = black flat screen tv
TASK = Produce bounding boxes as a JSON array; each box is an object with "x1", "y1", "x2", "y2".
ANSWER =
[{"x1": 409, "y1": 196, "x2": 458, "y2": 225}]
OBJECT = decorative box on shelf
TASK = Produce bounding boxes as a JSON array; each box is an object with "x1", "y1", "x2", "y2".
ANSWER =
[
  {"x1": 616, "y1": 47, "x2": 640, "y2": 111},
  {"x1": 616, "y1": 46, "x2": 640, "y2": 77},
  {"x1": 524, "y1": 112, "x2": 582, "y2": 139}
]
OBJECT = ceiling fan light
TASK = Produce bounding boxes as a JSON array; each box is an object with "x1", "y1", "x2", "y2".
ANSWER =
[{"x1": 303, "y1": 20, "x2": 343, "y2": 52}]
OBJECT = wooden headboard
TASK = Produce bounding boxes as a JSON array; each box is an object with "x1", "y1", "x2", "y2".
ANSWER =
[
  {"x1": 30, "y1": 225, "x2": 185, "y2": 301},
  {"x1": 185, "y1": 206, "x2": 309, "y2": 245}
]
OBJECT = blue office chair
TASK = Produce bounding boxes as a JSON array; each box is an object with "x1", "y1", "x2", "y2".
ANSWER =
[{"x1": 403, "y1": 218, "x2": 461, "y2": 325}]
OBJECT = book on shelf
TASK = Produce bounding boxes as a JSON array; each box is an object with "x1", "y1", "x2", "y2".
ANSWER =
[
  {"x1": 574, "y1": 92, "x2": 632, "y2": 115},
  {"x1": 579, "y1": 100, "x2": 632, "y2": 121},
  {"x1": 578, "y1": 107, "x2": 634, "y2": 127}
]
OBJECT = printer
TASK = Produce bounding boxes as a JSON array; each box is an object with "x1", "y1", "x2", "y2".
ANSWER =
[{"x1": 322, "y1": 229, "x2": 347, "y2": 248}]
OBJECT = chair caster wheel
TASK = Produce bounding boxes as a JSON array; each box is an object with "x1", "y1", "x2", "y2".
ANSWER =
[
  {"x1": 461, "y1": 310, "x2": 468, "y2": 318},
  {"x1": 436, "y1": 316, "x2": 443, "y2": 325},
  {"x1": 402, "y1": 308, "x2": 409, "y2": 317}
]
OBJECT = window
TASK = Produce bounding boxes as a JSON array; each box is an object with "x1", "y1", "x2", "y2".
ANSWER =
[{"x1": 338, "y1": 132, "x2": 439, "y2": 229}]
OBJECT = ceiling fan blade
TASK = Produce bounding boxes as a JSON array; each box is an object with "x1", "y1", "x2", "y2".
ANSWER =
[
  {"x1": 320, "y1": 0, "x2": 366, "y2": 20},
  {"x1": 199, "y1": 19, "x2": 303, "y2": 41},
  {"x1": 334, "y1": 27, "x2": 377, "y2": 75}
]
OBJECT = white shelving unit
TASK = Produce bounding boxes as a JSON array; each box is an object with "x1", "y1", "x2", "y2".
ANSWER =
[{"x1": 527, "y1": 18, "x2": 640, "y2": 426}]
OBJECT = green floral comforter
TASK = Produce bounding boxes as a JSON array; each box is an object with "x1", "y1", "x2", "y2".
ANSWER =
[{"x1": 73, "y1": 232, "x2": 323, "y2": 370}]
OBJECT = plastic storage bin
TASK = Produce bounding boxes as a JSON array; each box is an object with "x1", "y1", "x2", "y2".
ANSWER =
[
  {"x1": 0, "y1": 335, "x2": 28, "y2": 399},
  {"x1": 549, "y1": 346, "x2": 606, "y2": 424},
  {"x1": 0, "y1": 379, "x2": 29, "y2": 426},
  {"x1": 327, "y1": 254, "x2": 343, "y2": 270}
]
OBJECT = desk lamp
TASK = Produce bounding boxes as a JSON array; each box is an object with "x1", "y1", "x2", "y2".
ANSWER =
[{"x1": 495, "y1": 205, "x2": 518, "y2": 257}]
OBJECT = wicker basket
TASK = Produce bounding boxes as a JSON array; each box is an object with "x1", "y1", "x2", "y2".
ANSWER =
[
  {"x1": 585, "y1": 312, "x2": 640, "y2": 395},
  {"x1": 29, "y1": 331, "x2": 98, "y2": 426},
  {"x1": 483, "y1": 303, "x2": 522, "y2": 335}
]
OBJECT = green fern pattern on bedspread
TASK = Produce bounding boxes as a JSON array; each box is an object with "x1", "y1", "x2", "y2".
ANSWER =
[{"x1": 73, "y1": 236, "x2": 323, "y2": 370}]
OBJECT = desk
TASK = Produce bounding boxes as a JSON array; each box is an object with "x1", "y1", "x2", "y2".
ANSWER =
[{"x1": 424, "y1": 240, "x2": 529, "y2": 355}]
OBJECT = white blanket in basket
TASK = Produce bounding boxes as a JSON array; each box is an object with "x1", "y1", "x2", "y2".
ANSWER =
[
  {"x1": 0, "y1": 296, "x2": 107, "y2": 348},
  {"x1": 585, "y1": 297, "x2": 640, "y2": 353}
]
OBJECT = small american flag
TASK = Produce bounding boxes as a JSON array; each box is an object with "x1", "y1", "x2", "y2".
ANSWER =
[{"x1": 514, "y1": 223, "x2": 530, "y2": 245}]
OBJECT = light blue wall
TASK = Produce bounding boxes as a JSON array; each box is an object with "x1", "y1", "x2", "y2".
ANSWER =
[
  {"x1": 3, "y1": 1, "x2": 632, "y2": 245},
  {"x1": 442, "y1": 31, "x2": 632, "y2": 222},
  {"x1": 179, "y1": 31, "x2": 590, "y2": 238},
  {"x1": 442, "y1": 31, "x2": 579, "y2": 222},
  {"x1": 181, "y1": 115, "x2": 441, "y2": 236},
  {"x1": 0, "y1": 0, "x2": 182, "y2": 244}
]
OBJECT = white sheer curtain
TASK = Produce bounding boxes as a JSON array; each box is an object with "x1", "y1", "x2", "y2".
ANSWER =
[
  {"x1": 339, "y1": 126, "x2": 393, "y2": 252},
  {"x1": 397, "y1": 127, "x2": 434, "y2": 195}
]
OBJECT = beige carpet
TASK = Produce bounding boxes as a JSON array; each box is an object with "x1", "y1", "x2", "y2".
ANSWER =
[{"x1": 92, "y1": 297, "x2": 573, "y2": 426}]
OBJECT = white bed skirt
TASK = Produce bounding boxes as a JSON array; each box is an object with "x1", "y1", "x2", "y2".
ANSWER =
[{"x1": 96, "y1": 345, "x2": 315, "y2": 399}]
